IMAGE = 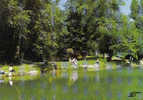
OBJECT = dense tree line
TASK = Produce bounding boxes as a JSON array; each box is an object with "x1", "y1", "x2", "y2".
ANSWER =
[{"x1": 0, "y1": 0, "x2": 143, "y2": 64}]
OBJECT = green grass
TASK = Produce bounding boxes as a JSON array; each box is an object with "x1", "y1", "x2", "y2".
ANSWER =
[
  {"x1": 0, "y1": 58, "x2": 141, "y2": 82},
  {"x1": 78, "y1": 59, "x2": 95, "y2": 65},
  {"x1": 0, "y1": 64, "x2": 41, "y2": 82}
]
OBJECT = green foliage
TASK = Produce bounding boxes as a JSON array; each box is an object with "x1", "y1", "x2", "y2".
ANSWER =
[
  {"x1": 131, "y1": 0, "x2": 139, "y2": 20},
  {"x1": 1, "y1": 0, "x2": 143, "y2": 63}
]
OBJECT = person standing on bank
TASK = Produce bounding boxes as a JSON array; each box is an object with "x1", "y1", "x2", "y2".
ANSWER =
[{"x1": 71, "y1": 56, "x2": 78, "y2": 69}]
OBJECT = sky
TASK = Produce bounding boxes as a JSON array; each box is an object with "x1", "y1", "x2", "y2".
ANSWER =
[
  {"x1": 120, "y1": 0, "x2": 132, "y2": 15},
  {"x1": 59, "y1": 0, "x2": 132, "y2": 15},
  {"x1": 59, "y1": 0, "x2": 67, "y2": 10}
]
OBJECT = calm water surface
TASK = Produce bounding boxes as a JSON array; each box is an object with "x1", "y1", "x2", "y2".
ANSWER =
[{"x1": 0, "y1": 66, "x2": 143, "y2": 100}]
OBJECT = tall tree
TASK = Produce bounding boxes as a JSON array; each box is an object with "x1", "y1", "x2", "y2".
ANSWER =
[
  {"x1": 23, "y1": 0, "x2": 43, "y2": 61},
  {"x1": 63, "y1": 0, "x2": 121, "y2": 60},
  {"x1": 131, "y1": 0, "x2": 139, "y2": 20},
  {"x1": 0, "y1": 0, "x2": 30, "y2": 64},
  {"x1": 8, "y1": 0, "x2": 30, "y2": 63}
]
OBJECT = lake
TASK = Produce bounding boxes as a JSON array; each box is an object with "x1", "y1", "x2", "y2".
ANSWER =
[{"x1": 0, "y1": 65, "x2": 143, "y2": 100}]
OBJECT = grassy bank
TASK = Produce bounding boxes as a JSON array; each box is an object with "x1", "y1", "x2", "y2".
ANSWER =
[
  {"x1": 0, "y1": 57, "x2": 140, "y2": 82},
  {"x1": 55, "y1": 58, "x2": 140, "y2": 71},
  {"x1": 0, "y1": 64, "x2": 41, "y2": 82}
]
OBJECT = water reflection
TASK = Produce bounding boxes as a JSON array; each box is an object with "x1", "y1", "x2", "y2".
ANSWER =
[
  {"x1": 117, "y1": 77, "x2": 122, "y2": 84},
  {"x1": 61, "y1": 71, "x2": 68, "y2": 79},
  {"x1": 106, "y1": 77, "x2": 112, "y2": 84},
  {"x1": 30, "y1": 81, "x2": 35, "y2": 88},
  {"x1": 138, "y1": 78, "x2": 143, "y2": 86},
  {"x1": 52, "y1": 82, "x2": 56, "y2": 91},
  {"x1": 95, "y1": 72, "x2": 100, "y2": 82},
  {"x1": 63, "y1": 85, "x2": 68, "y2": 93},
  {"x1": 72, "y1": 85, "x2": 78, "y2": 93},
  {"x1": 138, "y1": 94, "x2": 142, "y2": 100},
  {"x1": 9, "y1": 76, "x2": 13, "y2": 86},
  {"x1": 117, "y1": 65, "x2": 121, "y2": 69},
  {"x1": 31, "y1": 96, "x2": 36, "y2": 100},
  {"x1": 50, "y1": 69, "x2": 61, "y2": 79},
  {"x1": 95, "y1": 90, "x2": 99, "y2": 96},
  {"x1": 127, "y1": 67, "x2": 133, "y2": 74},
  {"x1": 138, "y1": 64, "x2": 142, "y2": 69},
  {"x1": 70, "y1": 70, "x2": 78, "y2": 82},
  {"x1": 117, "y1": 92, "x2": 122, "y2": 100},
  {"x1": 41, "y1": 97, "x2": 47, "y2": 100},
  {"x1": 21, "y1": 94, "x2": 25, "y2": 100},
  {"x1": 127, "y1": 77, "x2": 132, "y2": 85},
  {"x1": 117, "y1": 65, "x2": 122, "y2": 72},
  {"x1": 84, "y1": 88, "x2": 88, "y2": 95},
  {"x1": 52, "y1": 95, "x2": 56, "y2": 100},
  {"x1": 107, "y1": 91, "x2": 112, "y2": 99},
  {"x1": 0, "y1": 66, "x2": 143, "y2": 100},
  {"x1": 40, "y1": 82, "x2": 47, "y2": 89},
  {"x1": 106, "y1": 63, "x2": 112, "y2": 71},
  {"x1": 83, "y1": 73, "x2": 88, "y2": 81},
  {"x1": 52, "y1": 69, "x2": 56, "y2": 78},
  {"x1": 9, "y1": 80, "x2": 13, "y2": 86}
]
